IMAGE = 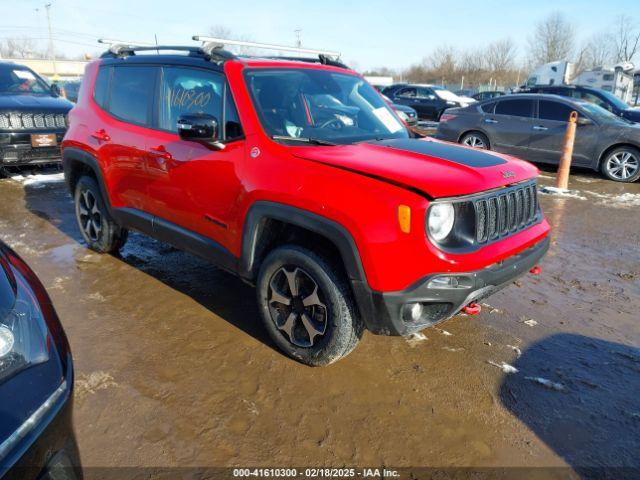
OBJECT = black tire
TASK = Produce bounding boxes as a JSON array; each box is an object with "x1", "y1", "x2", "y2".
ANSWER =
[
  {"x1": 460, "y1": 131, "x2": 490, "y2": 150},
  {"x1": 256, "y1": 245, "x2": 363, "y2": 366},
  {"x1": 600, "y1": 146, "x2": 640, "y2": 183},
  {"x1": 74, "y1": 176, "x2": 128, "y2": 253}
]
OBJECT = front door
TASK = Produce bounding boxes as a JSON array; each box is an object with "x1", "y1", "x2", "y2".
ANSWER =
[
  {"x1": 528, "y1": 99, "x2": 598, "y2": 165},
  {"x1": 144, "y1": 66, "x2": 245, "y2": 253}
]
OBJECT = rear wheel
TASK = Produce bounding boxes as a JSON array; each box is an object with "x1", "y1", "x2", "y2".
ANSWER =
[
  {"x1": 74, "y1": 176, "x2": 128, "y2": 253},
  {"x1": 601, "y1": 146, "x2": 640, "y2": 182},
  {"x1": 256, "y1": 245, "x2": 363, "y2": 366},
  {"x1": 460, "y1": 131, "x2": 490, "y2": 150}
]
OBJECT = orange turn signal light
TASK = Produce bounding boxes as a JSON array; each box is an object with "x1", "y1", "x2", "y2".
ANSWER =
[{"x1": 398, "y1": 205, "x2": 411, "y2": 233}]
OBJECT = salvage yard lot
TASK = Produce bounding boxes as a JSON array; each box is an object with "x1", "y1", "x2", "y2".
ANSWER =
[{"x1": 0, "y1": 167, "x2": 638, "y2": 475}]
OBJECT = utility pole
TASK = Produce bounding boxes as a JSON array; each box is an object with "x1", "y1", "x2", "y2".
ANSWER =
[
  {"x1": 44, "y1": 3, "x2": 58, "y2": 79},
  {"x1": 294, "y1": 29, "x2": 302, "y2": 48}
]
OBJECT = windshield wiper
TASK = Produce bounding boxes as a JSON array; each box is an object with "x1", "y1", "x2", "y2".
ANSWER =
[{"x1": 272, "y1": 135, "x2": 337, "y2": 146}]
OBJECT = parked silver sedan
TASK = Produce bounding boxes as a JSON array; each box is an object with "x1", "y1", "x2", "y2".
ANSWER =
[{"x1": 435, "y1": 93, "x2": 640, "y2": 182}]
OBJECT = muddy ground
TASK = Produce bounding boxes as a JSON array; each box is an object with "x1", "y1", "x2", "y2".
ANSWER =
[{"x1": 0, "y1": 165, "x2": 638, "y2": 479}]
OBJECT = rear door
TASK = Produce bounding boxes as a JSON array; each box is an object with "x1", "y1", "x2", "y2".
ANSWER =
[
  {"x1": 94, "y1": 64, "x2": 157, "y2": 210},
  {"x1": 483, "y1": 98, "x2": 535, "y2": 156},
  {"x1": 528, "y1": 99, "x2": 598, "y2": 165},
  {"x1": 415, "y1": 87, "x2": 438, "y2": 119}
]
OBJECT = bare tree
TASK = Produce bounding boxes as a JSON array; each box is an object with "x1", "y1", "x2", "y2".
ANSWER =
[
  {"x1": 428, "y1": 45, "x2": 457, "y2": 84},
  {"x1": 580, "y1": 32, "x2": 614, "y2": 69},
  {"x1": 207, "y1": 25, "x2": 255, "y2": 55},
  {"x1": 0, "y1": 37, "x2": 40, "y2": 59},
  {"x1": 527, "y1": 11, "x2": 575, "y2": 65},
  {"x1": 611, "y1": 14, "x2": 640, "y2": 62}
]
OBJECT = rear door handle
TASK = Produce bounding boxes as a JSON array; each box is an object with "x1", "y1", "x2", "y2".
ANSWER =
[
  {"x1": 149, "y1": 145, "x2": 173, "y2": 161},
  {"x1": 532, "y1": 125, "x2": 548, "y2": 131},
  {"x1": 484, "y1": 118, "x2": 498, "y2": 124},
  {"x1": 91, "y1": 129, "x2": 110, "y2": 142}
]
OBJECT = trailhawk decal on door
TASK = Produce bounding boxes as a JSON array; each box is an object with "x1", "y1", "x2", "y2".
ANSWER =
[{"x1": 374, "y1": 138, "x2": 507, "y2": 168}]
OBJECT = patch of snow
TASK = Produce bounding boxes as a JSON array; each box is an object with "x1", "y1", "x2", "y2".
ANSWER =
[
  {"x1": 538, "y1": 186, "x2": 586, "y2": 200},
  {"x1": 507, "y1": 345, "x2": 522, "y2": 357},
  {"x1": 405, "y1": 332, "x2": 428, "y2": 346},
  {"x1": 442, "y1": 346, "x2": 464, "y2": 352},
  {"x1": 437, "y1": 329, "x2": 453, "y2": 336},
  {"x1": 10, "y1": 172, "x2": 64, "y2": 187},
  {"x1": 487, "y1": 360, "x2": 519, "y2": 374},
  {"x1": 523, "y1": 319, "x2": 538, "y2": 327},
  {"x1": 525, "y1": 376, "x2": 565, "y2": 391}
]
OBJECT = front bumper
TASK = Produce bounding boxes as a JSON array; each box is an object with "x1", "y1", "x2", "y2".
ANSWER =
[
  {"x1": 0, "y1": 131, "x2": 64, "y2": 166},
  {"x1": 360, "y1": 236, "x2": 550, "y2": 335}
]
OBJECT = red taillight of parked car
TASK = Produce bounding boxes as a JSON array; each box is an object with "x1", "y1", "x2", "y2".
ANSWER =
[{"x1": 439, "y1": 113, "x2": 457, "y2": 123}]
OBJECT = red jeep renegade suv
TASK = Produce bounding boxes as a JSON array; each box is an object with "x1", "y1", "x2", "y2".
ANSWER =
[{"x1": 62, "y1": 41, "x2": 550, "y2": 365}]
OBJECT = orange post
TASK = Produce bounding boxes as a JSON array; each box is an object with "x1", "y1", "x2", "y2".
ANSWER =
[{"x1": 556, "y1": 111, "x2": 578, "y2": 190}]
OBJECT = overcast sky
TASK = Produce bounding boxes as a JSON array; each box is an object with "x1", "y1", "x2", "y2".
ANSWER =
[{"x1": 2, "y1": 0, "x2": 639, "y2": 69}]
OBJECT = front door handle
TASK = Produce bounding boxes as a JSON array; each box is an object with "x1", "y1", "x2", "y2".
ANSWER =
[
  {"x1": 91, "y1": 129, "x2": 110, "y2": 142},
  {"x1": 484, "y1": 118, "x2": 498, "y2": 124},
  {"x1": 149, "y1": 145, "x2": 173, "y2": 161},
  {"x1": 532, "y1": 125, "x2": 548, "y2": 131}
]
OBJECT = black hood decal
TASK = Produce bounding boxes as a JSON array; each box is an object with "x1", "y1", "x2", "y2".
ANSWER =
[{"x1": 373, "y1": 138, "x2": 507, "y2": 168}]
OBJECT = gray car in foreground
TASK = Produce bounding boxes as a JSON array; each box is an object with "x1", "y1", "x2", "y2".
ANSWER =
[{"x1": 436, "y1": 93, "x2": 640, "y2": 182}]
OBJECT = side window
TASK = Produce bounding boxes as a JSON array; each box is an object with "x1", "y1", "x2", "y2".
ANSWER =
[
  {"x1": 416, "y1": 87, "x2": 433, "y2": 99},
  {"x1": 159, "y1": 67, "x2": 224, "y2": 132},
  {"x1": 397, "y1": 87, "x2": 416, "y2": 98},
  {"x1": 539, "y1": 100, "x2": 575, "y2": 122},
  {"x1": 481, "y1": 101, "x2": 496, "y2": 113},
  {"x1": 93, "y1": 66, "x2": 110, "y2": 108},
  {"x1": 495, "y1": 99, "x2": 533, "y2": 118},
  {"x1": 224, "y1": 87, "x2": 243, "y2": 140},
  {"x1": 109, "y1": 66, "x2": 155, "y2": 125}
]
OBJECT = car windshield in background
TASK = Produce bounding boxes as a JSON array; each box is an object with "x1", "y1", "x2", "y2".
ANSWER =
[
  {"x1": 0, "y1": 66, "x2": 50, "y2": 95},
  {"x1": 245, "y1": 68, "x2": 409, "y2": 145},
  {"x1": 597, "y1": 89, "x2": 630, "y2": 111},
  {"x1": 579, "y1": 101, "x2": 632, "y2": 124}
]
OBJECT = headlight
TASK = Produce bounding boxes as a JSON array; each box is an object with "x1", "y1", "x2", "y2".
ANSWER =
[
  {"x1": 0, "y1": 266, "x2": 50, "y2": 383},
  {"x1": 427, "y1": 203, "x2": 455, "y2": 242}
]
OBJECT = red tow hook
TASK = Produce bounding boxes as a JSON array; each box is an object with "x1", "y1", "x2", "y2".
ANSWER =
[
  {"x1": 529, "y1": 265, "x2": 542, "y2": 276},
  {"x1": 462, "y1": 302, "x2": 481, "y2": 315}
]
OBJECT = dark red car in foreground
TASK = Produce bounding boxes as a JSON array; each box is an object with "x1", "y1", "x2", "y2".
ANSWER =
[{"x1": 62, "y1": 39, "x2": 550, "y2": 365}]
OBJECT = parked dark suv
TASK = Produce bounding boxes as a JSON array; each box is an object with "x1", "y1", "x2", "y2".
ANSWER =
[
  {"x1": 0, "y1": 63, "x2": 72, "y2": 169},
  {"x1": 519, "y1": 85, "x2": 640, "y2": 123},
  {"x1": 383, "y1": 84, "x2": 470, "y2": 121}
]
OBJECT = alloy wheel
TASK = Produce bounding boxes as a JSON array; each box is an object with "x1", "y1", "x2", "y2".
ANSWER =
[
  {"x1": 463, "y1": 135, "x2": 485, "y2": 148},
  {"x1": 267, "y1": 266, "x2": 328, "y2": 347},
  {"x1": 78, "y1": 189, "x2": 102, "y2": 242},
  {"x1": 606, "y1": 151, "x2": 639, "y2": 180}
]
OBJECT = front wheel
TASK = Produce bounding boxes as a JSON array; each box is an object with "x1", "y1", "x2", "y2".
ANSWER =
[
  {"x1": 256, "y1": 245, "x2": 363, "y2": 366},
  {"x1": 74, "y1": 176, "x2": 128, "y2": 253},
  {"x1": 601, "y1": 146, "x2": 640, "y2": 182}
]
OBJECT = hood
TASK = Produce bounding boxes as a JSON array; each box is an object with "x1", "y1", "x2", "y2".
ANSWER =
[
  {"x1": 291, "y1": 138, "x2": 539, "y2": 198},
  {"x1": 0, "y1": 94, "x2": 73, "y2": 113}
]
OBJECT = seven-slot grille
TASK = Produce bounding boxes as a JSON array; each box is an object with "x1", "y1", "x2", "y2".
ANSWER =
[
  {"x1": 474, "y1": 181, "x2": 538, "y2": 244},
  {"x1": 0, "y1": 112, "x2": 67, "y2": 130}
]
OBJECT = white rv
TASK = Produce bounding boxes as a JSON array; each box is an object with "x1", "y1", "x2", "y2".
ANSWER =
[{"x1": 573, "y1": 63, "x2": 635, "y2": 104}]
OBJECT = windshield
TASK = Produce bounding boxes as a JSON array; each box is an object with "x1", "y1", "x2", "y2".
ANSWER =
[
  {"x1": 0, "y1": 65, "x2": 50, "y2": 95},
  {"x1": 596, "y1": 89, "x2": 630, "y2": 111},
  {"x1": 245, "y1": 68, "x2": 409, "y2": 145},
  {"x1": 579, "y1": 101, "x2": 632, "y2": 124}
]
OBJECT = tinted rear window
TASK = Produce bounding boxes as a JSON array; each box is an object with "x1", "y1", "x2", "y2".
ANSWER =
[
  {"x1": 495, "y1": 99, "x2": 533, "y2": 118},
  {"x1": 93, "y1": 66, "x2": 110, "y2": 108},
  {"x1": 539, "y1": 100, "x2": 575, "y2": 122},
  {"x1": 481, "y1": 101, "x2": 496, "y2": 113},
  {"x1": 109, "y1": 66, "x2": 156, "y2": 125}
]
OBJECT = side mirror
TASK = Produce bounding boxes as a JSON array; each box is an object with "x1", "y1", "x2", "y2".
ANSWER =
[
  {"x1": 177, "y1": 113, "x2": 224, "y2": 149},
  {"x1": 577, "y1": 116, "x2": 593, "y2": 126},
  {"x1": 50, "y1": 83, "x2": 61, "y2": 97}
]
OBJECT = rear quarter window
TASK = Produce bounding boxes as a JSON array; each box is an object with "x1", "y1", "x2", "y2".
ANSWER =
[
  {"x1": 108, "y1": 66, "x2": 156, "y2": 125},
  {"x1": 480, "y1": 101, "x2": 496, "y2": 113},
  {"x1": 93, "y1": 66, "x2": 111, "y2": 108},
  {"x1": 495, "y1": 99, "x2": 533, "y2": 118}
]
